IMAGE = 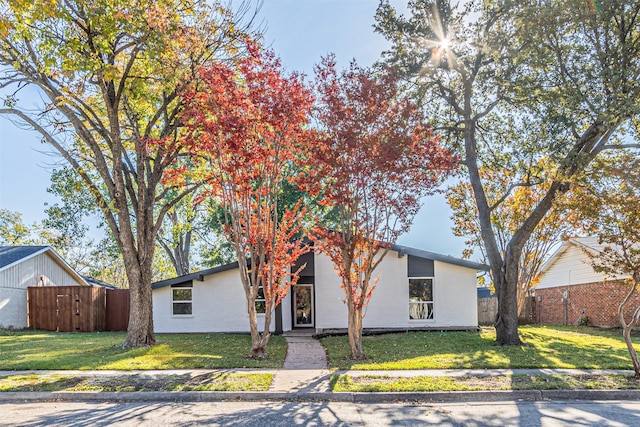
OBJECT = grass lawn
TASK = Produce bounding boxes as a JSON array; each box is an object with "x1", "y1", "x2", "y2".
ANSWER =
[
  {"x1": 332, "y1": 373, "x2": 640, "y2": 392},
  {"x1": 0, "y1": 330, "x2": 286, "y2": 370},
  {"x1": 321, "y1": 325, "x2": 640, "y2": 370},
  {"x1": 0, "y1": 372, "x2": 273, "y2": 392}
]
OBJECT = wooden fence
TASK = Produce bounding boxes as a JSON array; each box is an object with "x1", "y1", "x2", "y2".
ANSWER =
[
  {"x1": 477, "y1": 296, "x2": 536, "y2": 326},
  {"x1": 105, "y1": 289, "x2": 129, "y2": 331},
  {"x1": 478, "y1": 297, "x2": 498, "y2": 326},
  {"x1": 28, "y1": 286, "x2": 129, "y2": 332}
]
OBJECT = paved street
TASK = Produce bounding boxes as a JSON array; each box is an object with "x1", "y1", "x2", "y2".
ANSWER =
[{"x1": 2, "y1": 400, "x2": 640, "y2": 426}]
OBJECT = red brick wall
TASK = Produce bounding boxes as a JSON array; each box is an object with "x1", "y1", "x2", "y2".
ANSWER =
[{"x1": 535, "y1": 281, "x2": 640, "y2": 327}]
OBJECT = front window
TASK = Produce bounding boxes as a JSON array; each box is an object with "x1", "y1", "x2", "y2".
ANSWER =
[
  {"x1": 172, "y1": 285, "x2": 192, "y2": 315},
  {"x1": 409, "y1": 278, "x2": 434, "y2": 320}
]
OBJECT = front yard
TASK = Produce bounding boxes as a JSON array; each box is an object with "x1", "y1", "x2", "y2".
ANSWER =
[
  {"x1": 320, "y1": 325, "x2": 640, "y2": 370},
  {"x1": 0, "y1": 330, "x2": 287, "y2": 370},
  {"x1": 1, "y1": 325, "x2": 639, "y2": 392}
]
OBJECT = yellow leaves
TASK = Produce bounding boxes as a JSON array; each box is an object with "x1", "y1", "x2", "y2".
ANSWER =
[
  {"x1": 101, "y1": 65, "x2": 120, "y2": 82},
  {"x1": 8, "y1": 0, "x2": 60, "y2": 24},
  {"x1": 145, "y1": 3, "x2": 174, "y2": 32},
  {"x1": 0, "y1": 17, "x2": 14, "y2": 38}
]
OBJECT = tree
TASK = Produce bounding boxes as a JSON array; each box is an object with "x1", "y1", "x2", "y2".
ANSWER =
[
  {"x1": 447, "y1": 164, "x2": 572, "y2": 317},
  {"x1": 0, "y1": 209, "x2": 31, "y2": 246},
  {"x1": 42, "y1": 167, "x2": 103, "y2": 273},
  {"x1": 182, "y1": 42, "x2": 315, "y2": 358},
  {"x1": 312, "y1": 56, "x2": 456, "y2": 359},
  {"x1": 569, "y1": 153, "x2": 640, "y2": 377},
  {"x1": 156, "y1": 193, "x2": 198, "y2": 277},
  {"x1": 376, "y1": 0, "x2": 640, "y2": 345},
  {"x1": 0, "y1": 0, "x2": 258, "y2": 347}
]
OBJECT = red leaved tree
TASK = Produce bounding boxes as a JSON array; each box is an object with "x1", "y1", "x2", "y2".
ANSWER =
[
  {"x1": 182, "y1": 42, "x2": 315, "y2": 358},
  {"x1": 312, "y1": 56, "x2": 457, "y2": 358}
]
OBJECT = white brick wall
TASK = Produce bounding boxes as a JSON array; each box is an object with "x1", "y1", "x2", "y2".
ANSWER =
[
  {"x1": 153, "y1": 268, "x2": 277, "y2": 333},
  {"x1": 152, "y1": 249, "x2": 480, "y2": 332}
]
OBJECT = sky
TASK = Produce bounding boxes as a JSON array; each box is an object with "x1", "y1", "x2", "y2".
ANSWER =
[{"x1": 0, "y1": 0, "x2": 470, "y2": 259}]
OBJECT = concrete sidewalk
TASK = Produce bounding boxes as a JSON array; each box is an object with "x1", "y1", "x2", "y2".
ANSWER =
[{"x1": 269, "y1": 336, "x2": 331, "y2": 392}]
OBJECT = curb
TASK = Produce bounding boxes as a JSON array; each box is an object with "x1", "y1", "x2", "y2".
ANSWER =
[{"x1": 2, "y1": 389, "x2": 640, "y2": 403}]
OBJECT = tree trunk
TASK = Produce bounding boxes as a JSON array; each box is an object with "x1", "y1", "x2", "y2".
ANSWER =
[
  {"x1": 619, "y1": 279, "x2": 640, "y2": 378},
  {"x1": 247, "y1": 303, "x2": 270, "y2": 359},
  {"x1": 122, "y1": 260, "x2": 156, "y2": 348},
  {"x1": 347, "y1": 304, "x2": 365, "y2": 359},
  {"x1": 494, "y1": 248, "x2": 522, "y2": 346},
  {"x1": 622, "y1": 325, "x2": 640, "y2": 378}
]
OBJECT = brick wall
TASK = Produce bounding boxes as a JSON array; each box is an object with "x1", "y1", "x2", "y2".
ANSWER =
[{"x1": 535, "y1": 280, "x2": 640, "y2": 327}]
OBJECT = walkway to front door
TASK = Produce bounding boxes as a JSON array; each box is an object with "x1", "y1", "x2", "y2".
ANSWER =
[{"x1": 269, "y1": 336, "x2": 330, "y2": 392}]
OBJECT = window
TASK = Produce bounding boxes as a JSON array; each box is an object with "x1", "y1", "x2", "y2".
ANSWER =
[
  {"x1": 255, "y1": 285, "x2": 266, "y2": 314},
  {"x1": 172, "y1": 284, "x2": 192, "y2": 315},
  {"x1": 409, "y1": 278, "x2": 434, "y2": 320}
]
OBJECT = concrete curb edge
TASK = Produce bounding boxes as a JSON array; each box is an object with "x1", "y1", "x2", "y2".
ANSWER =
[{"x1": 2, "y1": 389, "x2": 640, "y2": 404}]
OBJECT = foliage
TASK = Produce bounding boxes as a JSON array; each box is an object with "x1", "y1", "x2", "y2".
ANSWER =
[
  {"x1": 311, "y1": 55, "x2": 456, "y2": 358},
  {"x1": 0, "y1": 0, "x2": 258, "y2": 347},
  {"x1": 182, "y1": 41, "x2": 316, "y2": 358},
  {"x1": 375, "y1": 0, "x2": 640, "y2": 345},
  {"x1": 311, "y1": 56, "x2": 454, "y2": 358},
  {"x1": 447, "y1": 164, "x2": 572, "y2": 316},
  {"x1": 0, "y1": 331, "x2": 287, "y2": 370},
  {"x1": 321, "y1": 325, "x2": 640, "y2": 370},
  {"x1": 0, "y1": 209, "x2": 31, "y2": 245},
  {"x1": 568, "y1": 152, "x2": 640, "y2": 376}
]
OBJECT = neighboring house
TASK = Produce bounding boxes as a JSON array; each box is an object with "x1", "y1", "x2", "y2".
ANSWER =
[
  {"x1": 534, "y1": 237, "x2": 639, "y2": 327},
  {"x1": 152, "y1": 244, "x2": 488, "y2": 334},
  {"x1": 0, "y1": 246, "x2": 89, "y2": 329}
]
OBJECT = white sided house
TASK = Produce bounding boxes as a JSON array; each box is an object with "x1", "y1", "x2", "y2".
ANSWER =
[
  {"x1": 152, "y1": 245, "x2": 488, "y2": 334},
  {"x1": 0, "y1": 246, "x2": 89, "y2": 329}
]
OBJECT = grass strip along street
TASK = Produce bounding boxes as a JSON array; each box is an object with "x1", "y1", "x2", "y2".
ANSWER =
[
  {"x1": 331, "y1": 373, "x2": 640, "y2": 392},
  {"x1": 0, "y1": 372, "x2": 273, "y2": 392}
]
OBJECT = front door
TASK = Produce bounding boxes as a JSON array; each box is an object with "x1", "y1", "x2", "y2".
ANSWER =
[{"x1": 293, "y1": 284, "x2": 314, "y2": 328}]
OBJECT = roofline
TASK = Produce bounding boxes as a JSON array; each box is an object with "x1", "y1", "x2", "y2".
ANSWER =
[
  {"x1": 567, "y1": 237, "x2": 602, "y2": 255},
  {"x1": 391, "y1": 244, "x2": 490, "y2": 271},
  {"x1": 152, "y1": 262, "x2": 240, "y2": 289},
  {"x1": 0, "y1": 246, "x2": 50, "y2": 272},
  {"x1": 152, "y1": 244, "x2": 489, "y2": 289},
  {"x1": 0, "y1": 246, "x2": 89, "y2": 286},
  {"x1": 538, "y1": 238, "x2": 602, "y2": 277}
]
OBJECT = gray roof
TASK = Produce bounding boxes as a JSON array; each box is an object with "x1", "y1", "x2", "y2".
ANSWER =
[
  {"x1": 0, "y1": 246, "x2": 48, "y2": 269},
  {"x1": 0, "y1": 245, "x2": 89, "y2": 285},
  {"x1": 152, "y1": 245, "x2": 488, "y2": 290},
  {"x1": 82, "y1": 276, "x2": 118, "y2": 289},
  {"x1": 391, "y1": 244, "x2": 490, "y2": 272},
  {"x1": 152, "y1": 262, "x2": 240, "y2": 290}
]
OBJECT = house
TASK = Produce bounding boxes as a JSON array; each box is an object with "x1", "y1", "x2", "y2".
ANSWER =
[
  {"x1": 0, "y1": 246, "x2": 89, "y2": 329},
  {"x1": 152, "y1": 244, "x2": 488, "y2": 334},
  {"x1": 534, "y1": 237, "x2": 640, "y2": 327}
]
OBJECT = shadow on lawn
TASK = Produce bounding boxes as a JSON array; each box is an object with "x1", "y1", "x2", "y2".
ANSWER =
[
  {"x1": 0, "y1": 331, "x2": 287, "y2": 370},
  {"x1": 322, "y1": 326, "x2": 638, "y2": 370}
]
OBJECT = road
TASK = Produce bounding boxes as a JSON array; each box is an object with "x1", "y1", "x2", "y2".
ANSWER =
[{"x1": 1, "y1": 400, "x2": 640, "y2": 426}]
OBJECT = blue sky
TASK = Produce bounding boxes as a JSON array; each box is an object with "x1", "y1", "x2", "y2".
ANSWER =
[{"x1": 0, "y1": 0, "x2": 469, "y2": 258}]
